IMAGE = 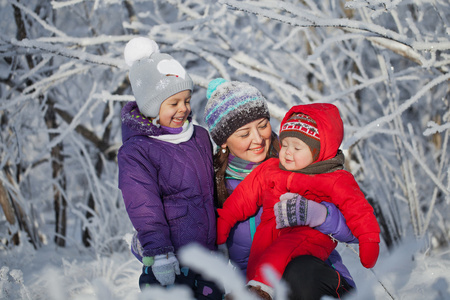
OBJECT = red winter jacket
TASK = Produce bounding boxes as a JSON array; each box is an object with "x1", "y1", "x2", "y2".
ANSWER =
[{"x1": 217, "y1": 103, "x2": 380, "y2": 284}]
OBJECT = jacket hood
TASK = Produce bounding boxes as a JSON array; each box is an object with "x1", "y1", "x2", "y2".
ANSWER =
[
  {"x1": 280, "y1": 103, "x2": 343, "y2": 162},
  {"x1": 121, "y1": 101, "x2": 191, "y2": 143}
]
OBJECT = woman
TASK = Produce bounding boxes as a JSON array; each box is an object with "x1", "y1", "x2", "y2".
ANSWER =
[{"x1": 203, "y1": 78, "x2": 356, "y2": 300}]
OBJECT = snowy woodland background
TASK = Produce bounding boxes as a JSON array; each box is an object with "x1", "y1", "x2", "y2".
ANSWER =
[{"x1": 0, "y1": 0, "x2": 449, "y2": 299}]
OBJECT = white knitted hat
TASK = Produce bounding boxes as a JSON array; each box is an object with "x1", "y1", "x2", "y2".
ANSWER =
[{"x1": 124, "y1": 37, "x2": 193, "y2": 118}]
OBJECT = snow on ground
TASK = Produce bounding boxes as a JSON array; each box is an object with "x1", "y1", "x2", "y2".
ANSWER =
[{"x1": 1, "y1": 234, "x2": 450, "y2": 300}]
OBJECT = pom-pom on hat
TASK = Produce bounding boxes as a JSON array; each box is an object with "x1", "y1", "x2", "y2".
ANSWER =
[
  {"x1": 204, "y1": 78, "x2": 270, "y2": 146},
  {"x1": 124, "y1": 37, "x2": 193, "y2": 118},
  {"x1": 280, "y1": 112, "x2": 321, "y2": 161}
]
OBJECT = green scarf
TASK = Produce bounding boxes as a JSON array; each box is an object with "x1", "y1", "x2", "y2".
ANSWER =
[
  {"x1": 225, "y1": 154, "x2": 260, "y2": 180},
  {"x1": 225, "y1": 154, "x2": 261, "y2": 241}
]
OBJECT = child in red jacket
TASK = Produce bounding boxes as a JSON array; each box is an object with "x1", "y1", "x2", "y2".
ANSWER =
[{"x1": 216, "y1": 103, "x2": 380, "y2": 299}]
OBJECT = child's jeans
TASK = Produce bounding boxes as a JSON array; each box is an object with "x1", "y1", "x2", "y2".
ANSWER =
[{"x1": 139, "y1": 265, "x2": 224, "y2": 300}]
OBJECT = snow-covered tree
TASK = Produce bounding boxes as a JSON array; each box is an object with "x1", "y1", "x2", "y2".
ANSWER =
[{"x1": 0, "y1": 1, "x2": 449, "y2": 298}]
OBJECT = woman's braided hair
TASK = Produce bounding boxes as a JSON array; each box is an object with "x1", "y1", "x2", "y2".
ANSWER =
[{"x1": 213, "y1": 131, "x2": 280, "y2": 208}]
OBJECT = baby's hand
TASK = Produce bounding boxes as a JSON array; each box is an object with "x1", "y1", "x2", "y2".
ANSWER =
[
  {"x1": 216, "y1": 210, "x2": 233, "y2": 244},
  {"x1": 359, "y1": 242, "x2": 379, "y2": 268},
  {"x1": 279, "y1": 192, "x2": 299, "y2": 202},
  {"x1": 274, "y1": 192, "x2": 327, "y2": 229}
]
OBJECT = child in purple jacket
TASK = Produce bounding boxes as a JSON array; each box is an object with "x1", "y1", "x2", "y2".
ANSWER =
[{"x1": 118, "y1": 37, "x2": 222, "y2": 299}]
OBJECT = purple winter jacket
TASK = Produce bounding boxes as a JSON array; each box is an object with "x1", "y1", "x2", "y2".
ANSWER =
[
  {"x1": 225, "y1": 178, "x2": 357, "y2": 287},
  {"x1": 118, "y1": 102, "x2": 216, "y2": 257}
]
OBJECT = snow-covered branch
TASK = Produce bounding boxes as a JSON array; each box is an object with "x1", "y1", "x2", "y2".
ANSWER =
[
  {"x1": 4, "y1": 38, "x2": 125, "y2": 68},
  {"x1": 1, "y1": 2, "x2": 449, "y2": 298}
]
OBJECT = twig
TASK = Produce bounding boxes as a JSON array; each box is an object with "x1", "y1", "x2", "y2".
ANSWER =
[{"x1": 343, "y1": 242, "x2": 396, "y2": 300}]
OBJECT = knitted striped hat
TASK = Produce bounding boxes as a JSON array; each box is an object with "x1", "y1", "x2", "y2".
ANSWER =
[
  {"x1": 124, "y1": 37, "x2": 193, "y2": 118},
  {"x1": 204, "y1": 78, "x2": 270, "y2": 146},
  {"x1": 279, "y1": 112, "x2": 321, "y2": 161}
]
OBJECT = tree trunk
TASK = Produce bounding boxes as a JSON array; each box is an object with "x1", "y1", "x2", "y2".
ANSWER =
[
  {"x1": 0, "y1": 179, "x2": 19, "y2": 246},
  {"x1": 45, "y1": 103, "x2": 67, "y2": 247}
]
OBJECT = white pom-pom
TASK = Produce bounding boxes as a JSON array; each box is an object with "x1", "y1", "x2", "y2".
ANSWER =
[{"x1": 124, "y1": 37, "x2": 160, "y2": 67}]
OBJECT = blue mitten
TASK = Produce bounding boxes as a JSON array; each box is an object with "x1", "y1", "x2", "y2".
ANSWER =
[
  {"x1": 143, "y1": 252, "x2": 180, "y2": 286},
  {"x1": 274, "y1": 192, "x2": 327, "y2": 229}
]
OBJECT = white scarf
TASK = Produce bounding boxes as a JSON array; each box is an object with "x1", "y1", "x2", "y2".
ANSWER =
[{"x1": 151, "y1": 120, "x2": 194, "y2": 144}]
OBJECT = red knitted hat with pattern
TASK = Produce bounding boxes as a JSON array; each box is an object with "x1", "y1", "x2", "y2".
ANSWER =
[{"x1": 279, "y1": 112, "x2": 321, "y2": 161}]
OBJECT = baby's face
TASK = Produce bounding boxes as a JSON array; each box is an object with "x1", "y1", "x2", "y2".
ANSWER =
[{"x1": 279, "y1": 137, "x2": 314, "y2": 171}]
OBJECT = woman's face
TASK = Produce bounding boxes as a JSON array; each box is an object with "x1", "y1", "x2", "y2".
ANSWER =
[{"x1": 222, "y1": 118, "x2": 272, "y2": 163}]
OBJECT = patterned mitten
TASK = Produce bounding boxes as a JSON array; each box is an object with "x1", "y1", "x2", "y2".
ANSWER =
[
  {"x1": 143, "y1": 252, "x2": 180, "y2": 286},
  {"x1": 274, "y1": 192, "x2": 327, "y2": 229}
]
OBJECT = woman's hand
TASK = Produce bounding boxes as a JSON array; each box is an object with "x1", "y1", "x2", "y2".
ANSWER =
[{"x1": 274, "y1": 192, "x2": 327, "y2": 229}]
